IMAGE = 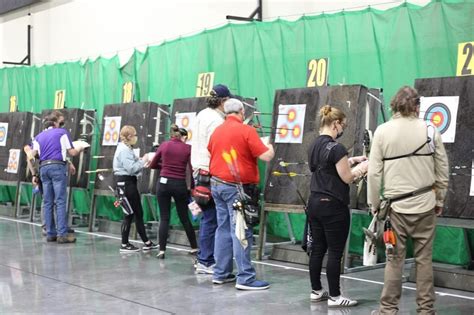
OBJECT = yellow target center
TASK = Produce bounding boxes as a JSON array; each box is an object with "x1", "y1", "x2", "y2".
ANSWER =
[
  {"x1": 110, "y1": 120, "x2": 116, "y2": 129},
  {"x1": 432, "y1": 114, "x2": 442, "y2": 126},
  {"x1": 182, "y1": 117, "x2": 189, "y2": 127},
  {"x1": 293, "y1": 125, "x2": 301, "y2": 137}
]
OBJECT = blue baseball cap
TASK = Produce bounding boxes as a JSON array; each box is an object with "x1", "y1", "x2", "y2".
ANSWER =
[{"x1": 212, "y1": 84, "x2": 234, "y2": 98}]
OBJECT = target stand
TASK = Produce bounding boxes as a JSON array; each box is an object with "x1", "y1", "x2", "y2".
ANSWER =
[
  {"x1": 256, "y1": 85, "x2": 382, "y2": 272},
  {"x1": 0, "y1": 112, "x2": 41, "y2": 218},
  {"x1": 88, "y1": 102, "x2": 169, "y2": 235}
]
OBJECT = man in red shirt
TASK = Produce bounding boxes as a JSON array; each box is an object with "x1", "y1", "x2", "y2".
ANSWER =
[{"x1": 208, "y1": 98, "x2": 274, "y2": 290}]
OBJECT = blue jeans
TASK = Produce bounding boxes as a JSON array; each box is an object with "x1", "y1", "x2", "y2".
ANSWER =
[
  {"x1": 212, "y1": 181, "x2": 256, "y2": 285},
  {"x1": 197, "y1": 201, "x2": 217, "y2": 266},
  {"x1": 40, "y1": 164, "x2": 69, "y2": 237}
]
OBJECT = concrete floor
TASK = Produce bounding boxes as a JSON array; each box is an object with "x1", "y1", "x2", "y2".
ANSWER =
[{"x1": 0, "y1": 216, "x2": 473, "y2": 314}]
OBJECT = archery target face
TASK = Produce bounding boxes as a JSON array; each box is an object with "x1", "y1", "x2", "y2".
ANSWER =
[
  {"x1": 175, "y1": 112, "x2": 196, "y2": 144},
  {"x1": 419, "y1": 96, "x2": 459, "y2": 143},
  {"x1": 275, "y1": 104, "x2": 306, "y2": 144},
  {"x1": 0, "y1": 123, "x2": 8, "y2": 147},
  {"x1": 102, "y1": 116, "x2": 122, "y2": 146},
  {"x1": 6, "y1": 149, "x2": 20, "y2": 174}
]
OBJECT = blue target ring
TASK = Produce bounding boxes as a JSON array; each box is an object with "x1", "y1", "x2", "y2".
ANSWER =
[
  {"x1": 424, "y1": 103, "x2": 450, "y2": 134},
  {"x1": 0, "y1": 126, "x2": 6, "y2": 142}
]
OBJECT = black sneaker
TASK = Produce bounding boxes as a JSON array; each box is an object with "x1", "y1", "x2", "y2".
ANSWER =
[
  {"x1": 120, "y1": 243, "x2": 140, "y2": 253},
  {"x1": 142, "y1": 241, "x2": 159, "y2": 251}
]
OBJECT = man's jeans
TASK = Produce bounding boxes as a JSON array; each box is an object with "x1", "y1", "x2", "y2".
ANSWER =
[
  {"x1": 197, "y1": 203, "x2": 217, "y2": 266},
  {"x1": 40, "y1": 164, "x2": 69, "y2": 237},
  {"x1": 211, "y1": 181, "x2": 256, "y2": 285}
]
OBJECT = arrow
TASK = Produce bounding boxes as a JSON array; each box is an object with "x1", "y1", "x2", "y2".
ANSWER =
[
  {"x1": 85, "y1": 168, "x2": 113, "y2": 174},
  {"x1": 279, "y1": 161, "x2": 308, "y2": 167},
  {"x1": 272, "y1": 171, "x2": 309, "y2": 177}
]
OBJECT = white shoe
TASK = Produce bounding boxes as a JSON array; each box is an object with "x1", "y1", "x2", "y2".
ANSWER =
[
  {"x1": 310, "y1": 289, "x2": 329, "y2": 301},
  {"x1": 328, "y1": 295, "x2": 358, "y2": 307},
  {"x1": 195, "y1": 262, "x2": 215, "y2": 274}
]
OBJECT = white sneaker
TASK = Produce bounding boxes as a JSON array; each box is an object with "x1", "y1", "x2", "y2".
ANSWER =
[
  {"x1": 195, "y1": 262, "x2": 215, "y2": 274},
  {"x1": 310, "y1": 289, "x2": 329, "y2": 301},
  {"x1": 328, "y1": 296, "x2": 358, "y2": 307}
]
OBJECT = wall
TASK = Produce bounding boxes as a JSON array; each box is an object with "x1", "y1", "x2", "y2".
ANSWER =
[{"x1": 0, "y1": 0, "x2": 430, "y2": 67}]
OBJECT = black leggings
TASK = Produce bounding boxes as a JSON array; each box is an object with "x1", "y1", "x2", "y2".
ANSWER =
[
  {"x1": 117, "y1": 177, "x2": 149, "y2": 245},
  {"x1": 156, "y1": 178, "x2": 197, "y2": 251},
  {"x1": 308, "y1": 193, "x2": 350, "y2": 297}
]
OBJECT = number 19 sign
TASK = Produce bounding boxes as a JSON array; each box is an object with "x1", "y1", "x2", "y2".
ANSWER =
[{"x1": 196, "y1": 72, "x2": 215, "y2": 97}]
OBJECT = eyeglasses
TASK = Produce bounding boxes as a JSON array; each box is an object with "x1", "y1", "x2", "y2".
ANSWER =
[{"x1": 338, "y1": 121, "x2": 347, "y2": 130}]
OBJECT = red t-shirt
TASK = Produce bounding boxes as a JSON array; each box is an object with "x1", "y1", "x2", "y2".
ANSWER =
[{"x1": 208, "y1": 115, "x2": 268, "y2": 184}]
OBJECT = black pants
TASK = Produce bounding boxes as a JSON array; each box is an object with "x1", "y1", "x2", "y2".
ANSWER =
[
  {"x1": 156, "y1": 178, "x2": 197, "y2": 251},
  {"x1": 117, "y1": 177, "x2": 149, "y2": 245},
  {"x1": 308, "y1": 193, "x2": 350, "y2": 297}
]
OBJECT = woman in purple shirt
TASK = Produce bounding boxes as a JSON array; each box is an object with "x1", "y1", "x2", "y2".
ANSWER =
[{"x1": 150, "y1": 124, "x2": 198, "y2": 259}]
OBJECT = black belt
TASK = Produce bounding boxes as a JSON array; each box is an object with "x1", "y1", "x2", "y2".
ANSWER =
[
  {"x1": 115, "y1": 175, "x2": 137, "y2": 182},
  {"x1": 39, "y1": 160, "x2": 67, "y2": 167},
  {"x1": 387, "y1": 185, "x2": 433, "y2": 203}
]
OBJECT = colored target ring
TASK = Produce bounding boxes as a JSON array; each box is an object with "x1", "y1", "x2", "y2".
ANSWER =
[
  {"x1": 109, "y1": 120, "x2": 116, "y2": 129},
  {"x1": 424, "y1": 103, "x2": 450, "y2": 134},
  {"x1": 292, "y1": 124, "x2": 301, "y2": 138},
  {"x1": 0, "y1": 127, "x2": 6, "y2": 142},
  {"x1": 287, "y1": 109, "x2": 297, "y2": 122},
  {"x1": 105, "y1": 131, "x2": 111, "y2": 141},
  {"x1": 182, "y1": 117, "x2": 189, "y2": 127},
  {"x1": 279, "y1": 125, "x2": 289, "y2": 138},
  {"x1": 112, "y1": 131, "x2": 119, "y2": 142}
]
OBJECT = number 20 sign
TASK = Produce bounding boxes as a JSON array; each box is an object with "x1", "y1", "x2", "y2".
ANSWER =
[{"x1": 306, "y1": 58, "x2": 329, "y2": 87}]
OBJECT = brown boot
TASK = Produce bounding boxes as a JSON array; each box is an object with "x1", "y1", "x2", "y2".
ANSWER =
[{"x1": 57, "y1": 233, "x2": 76, "y2": 243}]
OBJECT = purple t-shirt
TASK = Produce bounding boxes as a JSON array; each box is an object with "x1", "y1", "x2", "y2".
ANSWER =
[
  {"x1": 149, "y1": 138, "x2": 191, "y2": 180},
  {"x1": 32, "y1": 128, "x2": 74, "y2": 162}
]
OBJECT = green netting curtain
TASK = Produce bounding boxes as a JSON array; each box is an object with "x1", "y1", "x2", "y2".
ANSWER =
[{"x1": 0, "y1": 0, "x2": 473, "y2": 264}]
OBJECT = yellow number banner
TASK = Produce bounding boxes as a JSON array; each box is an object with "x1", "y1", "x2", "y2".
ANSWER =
[
  {"x1": 9, "y1": 96, "x2": 17, "y2": 112},
  {"x1": 456, "y1": 41, "x2": 473, "y2": 76},
  {"x1": 122, "y1": 81, "x2": 134, "y2": 103},
  {"x1": 196, "y1": 72, "x2": 215, "y2": 97},
  {"x1": 307, "y1": 58, "x2": 329, "y2": 87},
  {"x1": 54, "y1": 90, "x2": 66, "y2": 109}
]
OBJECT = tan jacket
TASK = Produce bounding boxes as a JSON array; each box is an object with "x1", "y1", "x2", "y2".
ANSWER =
[{"x1": 367, "y1": 113, "x2": 449, "y2": 214}]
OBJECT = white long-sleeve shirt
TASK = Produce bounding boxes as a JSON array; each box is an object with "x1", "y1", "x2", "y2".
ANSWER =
[{"x1": 190, "y1": 107, "x2": 225, "y2": 171}]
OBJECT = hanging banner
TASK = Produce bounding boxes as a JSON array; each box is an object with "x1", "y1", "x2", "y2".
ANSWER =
[
  {"x1": 0, "y1": 123, "x2": 8, "y2": 147},
  {"x1": 275, "y1": 104, "x2": 306, "y2": 144},
  {"x1": 175, "y1": 112, "x2": 196, "y2": 144},
  {"x1": 6, "y1": 149, "x2": 20, "y2": 174},
  {"x1": 419, "y1": 96, "x2": 459, "y2": 143},
  {"x1": 456, "y1": 41, "x2": 473, "y2": 76},
  {"x1": 195, "y1": 72, "x2": 215, "y2": 97},
  {"x1": 306, "y1": 58, "x2": 329, "y2": 87},
  {"x1": 102, "y1": 116, "x2": 122, "y2": 146}
]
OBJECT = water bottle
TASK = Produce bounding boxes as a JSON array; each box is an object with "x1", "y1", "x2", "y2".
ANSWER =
[{"x1": 188, "y1": 198, "x2": 202, "y2": 221}]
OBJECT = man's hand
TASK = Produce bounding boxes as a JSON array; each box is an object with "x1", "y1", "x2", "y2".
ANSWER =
[
  {"x1": 371, "y1": 207, "x2": 378, "y2": 216},
  {"x1": 32, "y1": 175, "x2": 40, "y2": 185},
  {"x1": 69, "y1": 163, "x2": 76, "y2": 175},
  {"x1": 434, "y1": 206, "x2": 443, "y2": 216}
]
